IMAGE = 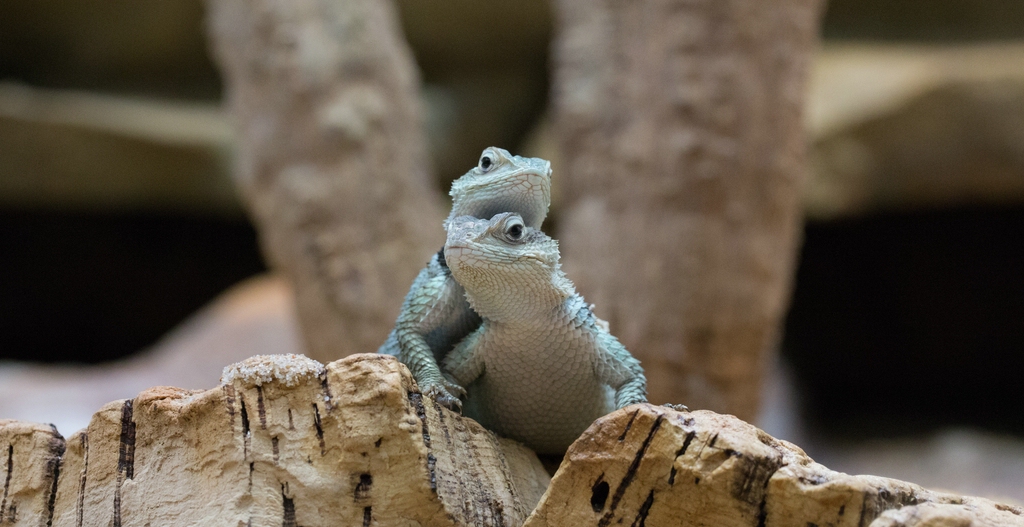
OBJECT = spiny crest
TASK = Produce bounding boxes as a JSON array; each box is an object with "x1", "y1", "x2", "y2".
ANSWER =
[{"x1": 550, "y1": 258, "x2": 575, "y2": 300}]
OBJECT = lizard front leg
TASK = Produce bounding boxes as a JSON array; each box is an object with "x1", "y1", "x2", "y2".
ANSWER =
[
  {"x1": 613, "y1": 375, "x2": 649, "y2": 408},
  {"x1": 391, "y1": 262, "x2": 469, "y2": 410},
  {"x1": 442, "y1": 326, "x2": 486, "y2": 395},
  {"x1": 397, "y1": 331, "x2": 466, "y2": 410},
  {"x1": 592, "y1": 326, "x2": 649, "y2": 409}
]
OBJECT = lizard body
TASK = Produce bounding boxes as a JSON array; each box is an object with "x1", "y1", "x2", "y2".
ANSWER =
[
  {"x1": 378, "y1": 148, "x2": 552, "y2": 409},
  {"x1": 442, "y1": 213, "x2": 647, "y2": 454}
]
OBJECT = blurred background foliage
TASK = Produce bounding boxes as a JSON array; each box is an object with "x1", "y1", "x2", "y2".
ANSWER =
[{"x1": 0, "y1": 0, "x2": 1022, "y2": 480}]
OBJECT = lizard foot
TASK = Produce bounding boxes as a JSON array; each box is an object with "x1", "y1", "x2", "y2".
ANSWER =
[
  {"x1": 424, "y1": 382, "x2": 465, "y2": 412},
  {"x1": 662, "y1": 403, "x2": 689, "y2": 412},
  {"x1": 441, "y1": 374, "x2": 467, "y2": 399}
]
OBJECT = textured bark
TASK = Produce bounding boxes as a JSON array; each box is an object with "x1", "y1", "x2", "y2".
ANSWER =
[
  {"x1": 522, "y1": 405, "x2": 1024, "y2": 527},
  {"x1": 0, "y1": 421, "x2": 64, "y2": 526},
  {"x1": 37, "y1": 354, "x2": 550, "y2": 526},
  {"x1": 4, "y1": 361, "x2": 1020, "y2": 526},
  {"x1": 551, "y1": 0, "x2": 823, "y2": 419},
  {"x1": 206, "y1": 0, "x2": 446, "y2": 363}
]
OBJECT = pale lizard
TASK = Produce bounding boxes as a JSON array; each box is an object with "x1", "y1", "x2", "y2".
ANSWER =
[
  {"x1": 442, "y1": 213, "x2": 647, "y2": 454},
  {"x1": 378, "y1": 148, "x2": 552, "y2": 409}
]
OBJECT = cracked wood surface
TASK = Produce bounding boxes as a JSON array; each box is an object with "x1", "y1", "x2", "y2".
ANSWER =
[
  {"x1": 523, "y1": 405, "x2": 1024, "y2": 527},
  {"x1": 0, "y1": 421, "x2": 64, "y2": 527},
  {"x1": 9, "y1": 354, "x2": 549, "y2": 526},
  {"x1": 2, "y1": 356, "x2": 1021, "y2": 526}
]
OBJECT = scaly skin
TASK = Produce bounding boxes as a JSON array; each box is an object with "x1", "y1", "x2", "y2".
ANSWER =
[
  {"x1": 442, "y1": 213, "x2": 647, "y2": 454},
  {"x1": 378, "y1": 148, "x2": 552, "y2": 409}
]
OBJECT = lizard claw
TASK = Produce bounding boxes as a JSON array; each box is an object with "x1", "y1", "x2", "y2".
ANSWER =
[
  {"x1": 424, "y1": 383, "x2": 464, "y2": 413},
  {"x1": 441, "y1": 374, "x2": 467, "y2": 399},
  {"x1": 662, "y1": 403, "x2": 689, "y2": 412}
]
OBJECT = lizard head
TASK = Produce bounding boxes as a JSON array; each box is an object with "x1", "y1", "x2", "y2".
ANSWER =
[
  {"x1": 445, "y1": 147, "x2": 552, "y2": 230},
  {"x1": 445, "y1": 213, "x2": 573, "y2": 321}
]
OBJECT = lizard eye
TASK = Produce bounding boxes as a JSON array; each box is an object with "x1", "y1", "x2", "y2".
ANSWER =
[
  {"x1": 478, "y1": 148, "x2": 503, "y2": 173},
  {"x1": 503, "y1": 218, "x2": 525, "y2": 242},
  {"x1": 479, "y1": 154, "x2": 494, "y2": 172}
]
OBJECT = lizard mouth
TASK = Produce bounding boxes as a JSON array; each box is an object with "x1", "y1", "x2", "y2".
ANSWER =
[
  {"x1": 468, "y1": 169, "x2": 549, "y2": 188},
  {"x1": 444, "y1": 245, "x2": 473, "y2": 258}
]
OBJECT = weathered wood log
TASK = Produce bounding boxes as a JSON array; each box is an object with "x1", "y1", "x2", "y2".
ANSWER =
[
  {"x1": 36, "y1": 354, "x2": 549, "y2": 526},
  {"x1": 206, "y1": 0, "x2": 447, "y2": 363},
  {"x1": 524, "y1": 404, "x2": 1023, "y2": 527},
  {"x1": 2, "y1": 356, "x2": 1019, "y2": 526},
  {"x1": 0, "y1": 421, "x2": 64, "y2": 526}
]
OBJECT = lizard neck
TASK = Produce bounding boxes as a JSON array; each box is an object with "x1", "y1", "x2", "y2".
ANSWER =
[
  {"x1": 446, "y1": 201, "x2": 544, "y2": 230},
  {"x1": 462, "y1": 268, "x2": 574, "y2": 325}
]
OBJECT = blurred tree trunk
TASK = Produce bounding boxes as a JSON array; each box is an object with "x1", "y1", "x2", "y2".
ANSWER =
[
  {"x1": 552, "y1": 0, "x2": 824, "y2": 420},
  {"x1": 206, "y1": 0, "x2": 445, "y2": 361}
]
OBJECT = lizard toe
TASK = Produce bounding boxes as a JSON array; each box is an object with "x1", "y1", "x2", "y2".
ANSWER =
[
  {"x1": 441, "y1": 376, "x2": 467, "y2": 399},
  {"x1": 424, "y1": 384, "x2": 464, "y2": 412}
]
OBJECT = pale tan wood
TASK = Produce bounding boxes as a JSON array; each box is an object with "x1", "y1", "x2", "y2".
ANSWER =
[
  {"x1": 0, "y1": 420, "x2": 64, "y2": 526},
  {"x1": 4, "y1": 358, "x2": 1021, "y2": 526},
  {"x1": 522, "y1": 405, "x2": 1024, "y2": 527},
  {"x1": 41, "y1": 354, "x2": 549, "y2": 526}
]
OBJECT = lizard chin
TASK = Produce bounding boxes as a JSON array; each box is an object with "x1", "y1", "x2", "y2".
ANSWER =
[{"x1": 443, "y1": 246, "x2": 473, "y2": 267}]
